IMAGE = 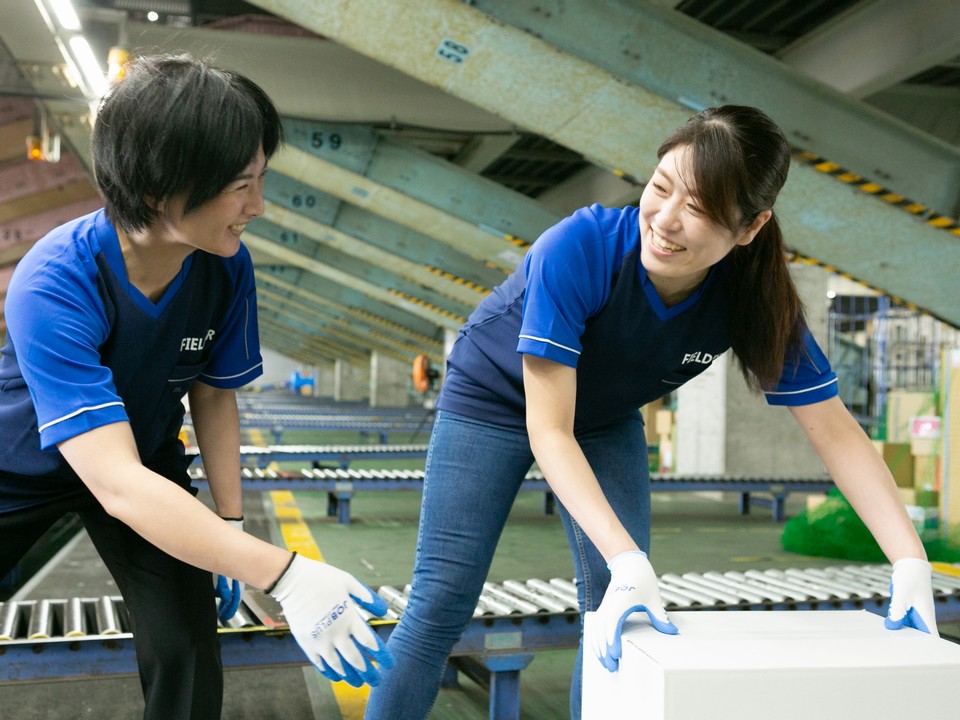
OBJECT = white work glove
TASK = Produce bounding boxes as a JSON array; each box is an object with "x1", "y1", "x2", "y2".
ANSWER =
[
  {"x1": 214, "y1": 518, "x2": 245, "y2": 622},
  {"x1": 268, "y1": 552, "x2": 394, "y2": 687},
  {"x1": 592, "y1": 550, "x2": 678, "y2": 672},
  {"x1": 885, "y1": 558, "x2": 939, "y2": 637}
]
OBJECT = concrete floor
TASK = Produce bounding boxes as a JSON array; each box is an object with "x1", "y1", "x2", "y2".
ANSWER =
[{"x1": 1, "y1": 428, "x2": 957, "y2": 719}]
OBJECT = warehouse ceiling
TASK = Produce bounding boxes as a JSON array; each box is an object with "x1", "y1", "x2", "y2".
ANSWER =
[{"x1": 1, "y1": 0, "x2": 959, "y2": 368}]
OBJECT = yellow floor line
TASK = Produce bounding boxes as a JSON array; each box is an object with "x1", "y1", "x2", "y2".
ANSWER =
[{"x1": 269, "y1": 490, "x2": 370, "y2": 720}]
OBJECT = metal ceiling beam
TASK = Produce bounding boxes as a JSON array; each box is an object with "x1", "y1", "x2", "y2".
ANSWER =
[
  {"x1": 248, "y1": 216, "x2": 472, "y2": 323},
  {"x1": 255, "y1": 270, "x2": 443, "y2": 360},
  {"x1": 259, "y1": 297, "x2": 370, "y2": 363},
  {"x1": 257, "y1": 281, "x2": 427, "y2": 363},
  {"x1": 255, "y1": 265, "x2": 441, "y2": 345},
  {"x1": 778, "y1": 0, "x2": 960, "y2": 99},
  {"x1": 461, "y1": 0, "x2": 960, "y2": 216},
  {"x1": 257, "y1": 287, "x2": 405, "y2": 362},
  {"x1": 243, "y1": 230, "x2": 462, "y2": 329},
  {"x1": 261, "y1": 186, "x2": 485, "y2": 307},
  {"x1": 249, "y1": 0, "x2": 960, "y2": 326},
  {"x1": 277, "y1": 118, "x2": 562, "y2": 267},
  {"x1": 271, "y1": 144, "x2": 528, "y2": 273},
  {"x1": 265, "y1": 155, "x2": 508, "y2": 293}
]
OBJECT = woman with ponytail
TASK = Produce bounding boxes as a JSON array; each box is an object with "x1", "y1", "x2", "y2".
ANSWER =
[{"x1": 366, "y1": 105, "x2": 936, "y2": 720}]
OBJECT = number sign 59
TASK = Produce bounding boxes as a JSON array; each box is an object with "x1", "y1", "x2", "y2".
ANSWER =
[{"x1": 436, "y1": 38, "x2": 470, "y2": 64}]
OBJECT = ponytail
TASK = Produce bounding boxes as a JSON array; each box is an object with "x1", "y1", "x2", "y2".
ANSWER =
[{"x1": 726, "y1": 214, "x2": 806, "y2": 391}]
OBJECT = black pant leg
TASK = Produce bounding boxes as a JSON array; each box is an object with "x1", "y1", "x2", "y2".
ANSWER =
[
  {"x1": 0, "y1": 495, "x2": 83, "y2": 582},
  {"x1": 79, "y1": 505, "x2": 223, "y2": 720}
]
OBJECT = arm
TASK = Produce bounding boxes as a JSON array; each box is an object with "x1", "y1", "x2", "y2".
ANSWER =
[
  {"x1": 789, "y1": 396, "x2": 925, "y2": 563},
  {"x1": 522, "y1": 354, "x2": 637, "y2": 561},
  {"x1": 58, "y1": 421, "x2": 288, "y2": 588},
  {"x1": 59, "y1": 420, "x2": 395, "y2": 683},
  {"x1": 790, "y1": 396, "x2": 937, "y2": 636},
  {"x1": 188, "y1": 381, "x2": 242, "y2": 520},
  {"x1": 523, "y1": 354, "x2": 676, "y2": 666}
]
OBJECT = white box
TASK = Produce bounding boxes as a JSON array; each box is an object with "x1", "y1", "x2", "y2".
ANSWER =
[{"x1": 583, "y1": 610, "x2": 960, "y2": 720}]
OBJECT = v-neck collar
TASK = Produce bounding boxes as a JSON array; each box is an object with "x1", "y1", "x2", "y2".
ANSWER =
[
  {"x1": 98, "y1": 215, "x2": 193, "y2": 317},
  {"x1": 638, "y1": 258, "x2": 717, "y2": 322}
]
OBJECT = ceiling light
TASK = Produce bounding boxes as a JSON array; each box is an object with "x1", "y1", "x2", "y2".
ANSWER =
[
  {"x1": 147, "y1": 11, "x2": 159, "y2": 22},
  {"x1": 49, "y1": 0, "x2": 81, "y2": 31},
  {"x1": 68, "y1": 35, "x2": 108, "y2": 97}
]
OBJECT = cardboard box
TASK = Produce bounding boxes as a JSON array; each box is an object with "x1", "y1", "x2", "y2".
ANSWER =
[
  {"x1": 942, "y1": 347, "x2": 960, "y2": 526},
  {"x1": 914, "y1": 454, "x2": 942, "y2": 491},
  {"x1": 910, "y1": 437, "x2": 939, "y2": 456},
  {"x1": 582, "y1": 610, "x2": 960, "y2": 720},
  {"x1": 641, "y1": 398, "x2": 665, "y2": 445},
  {"x1": 655, "y1": 409, "x2": 673, "y2": 437},
  {"x1": 886, "y1": 390, "x2": 935, "y2": 443},
  {"x1": 870, "y1": 441, "x2": 913, "y2": 488}
]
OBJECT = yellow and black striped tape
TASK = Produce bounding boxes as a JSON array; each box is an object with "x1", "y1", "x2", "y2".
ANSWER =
[
  {"x1": 785, "y1": 249, "x2": 958, "y2": 329},
  {"x1": 793, "y1": 150, "x2": 960, "y2": 238}
]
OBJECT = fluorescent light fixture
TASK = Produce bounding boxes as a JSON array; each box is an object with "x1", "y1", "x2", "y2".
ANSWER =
[
  {"x1": 68, "y1": 35, "x2": 108, "y2": 97},
  {"x1": 49, "y1": 0, "x2": 81, "y2": 31}
]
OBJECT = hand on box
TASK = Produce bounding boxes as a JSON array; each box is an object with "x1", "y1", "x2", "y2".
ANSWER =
[
  {"x1": 885, "y1": 557, "x2": 939, "y2": 637},
  {"x1": 268, "y1": 553, "x2": 395, "y2": 686},
  {"x1": 592, "y1": 550, "x2": 678, "y2": 672}
]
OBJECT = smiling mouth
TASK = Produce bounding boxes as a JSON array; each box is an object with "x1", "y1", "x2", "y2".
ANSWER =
[
  {"x1": 652, "y1": 233, "x2": 685, "y2": 253},
  {"x1": 229, "y1": 223, "x2": 246, "y2": 234}
]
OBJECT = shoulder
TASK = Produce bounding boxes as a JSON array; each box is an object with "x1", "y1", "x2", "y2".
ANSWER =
[
  {"x1": 9, "y1": 210, "x2": 106, "y2": 300},
  {"x1": 529, "y1": 204, "x2": 639, "y2": 265}
]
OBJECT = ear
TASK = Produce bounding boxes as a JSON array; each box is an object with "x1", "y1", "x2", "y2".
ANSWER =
[
  {"x1": 144, "y1": 196, "x2": 165, "y2": 212},
  {"x1": 735, "y1": 209, "x2": 772, "y2": 247}
]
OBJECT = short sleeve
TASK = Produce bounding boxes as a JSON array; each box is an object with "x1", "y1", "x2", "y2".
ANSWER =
[
  {"x1": 197, "y1": 243, "x2": 263, "y2": 388},
  {"x1": 517, "y1": 205, "x2": 622, "y2": 368},
  {"x1": 764, "y1": 327, "x2": 839, "y2": 406},
  {"x1": 5, "y1": 229, "x2": 126, "y2": 449}
]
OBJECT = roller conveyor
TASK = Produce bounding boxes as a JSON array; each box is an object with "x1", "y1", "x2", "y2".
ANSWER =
[
  {"x1": 3, "y1": 565, "x2": 957, "y2": 719},
  {"x1": 184, "y1": 442, "x2": 429, "y2": 468},
  {"x1": 186, "y1": 465, "x2": 835, "y2": 524}
]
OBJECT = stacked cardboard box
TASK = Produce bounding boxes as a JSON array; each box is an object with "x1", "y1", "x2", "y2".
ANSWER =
[{"x1": 942, "y1": 348, "x2": 960, "y2": 528}]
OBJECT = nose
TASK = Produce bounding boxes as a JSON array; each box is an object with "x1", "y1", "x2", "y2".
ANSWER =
[
  {"x1": 654, "y1": 196, "x2": 683, "y2": 231},
  {"x1": 246, "y1": 182, "x2": 265, "y2": 218}
]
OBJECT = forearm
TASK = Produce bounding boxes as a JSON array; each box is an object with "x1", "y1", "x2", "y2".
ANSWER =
[
  {"x1": 530, "y1": 427, "x2": 639, "y2": 561},
  {"x1": 791, "y1": 397, "x2": 925, "y2": 563},
  {"x1": 108, "y1": 464, "x2": 290, "y2": 588},
  {"x1": 522, "y1": 354, "x2": 637, "y2": 561},
  {"x1": 59, "y1": 422, "x2": 289, "y2": 589},
  {"x1": 189, "y1": 383, "x2": 242, "y2": 518}
]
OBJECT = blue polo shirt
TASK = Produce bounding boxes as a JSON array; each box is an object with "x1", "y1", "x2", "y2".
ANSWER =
[
  {"x1": 438, "y1": 204, "x2": 837, "y2": 431},
  {"x1": 0, "y1": 209, "x2": 262, "y2": 510}
]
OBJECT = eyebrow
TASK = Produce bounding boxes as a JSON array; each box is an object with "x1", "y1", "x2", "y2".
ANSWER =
[{"x1": 230, "y1": 164, "x2": 269, "y2": 183}]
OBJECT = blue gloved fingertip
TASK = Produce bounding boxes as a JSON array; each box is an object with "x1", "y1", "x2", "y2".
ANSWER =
[
  {"x1": 351, "y1": 584, "x2": 389, "y2": 617},
  {"x1": 886, "y1": 607, "x2": 930, "y2": 634}
]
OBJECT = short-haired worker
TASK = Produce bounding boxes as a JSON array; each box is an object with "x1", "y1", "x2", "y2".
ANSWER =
[
  {"x1": 0, "y1": 54, "x2": 391, "y2": 720},
  {"x1": 364, "y1": 105, "x2": 937, "y2": 720}
]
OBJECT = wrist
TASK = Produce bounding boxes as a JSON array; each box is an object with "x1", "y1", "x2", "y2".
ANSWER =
[
  {"x1": 607, "y1": 549, "x2": 647, "y2": 571},
  {"x1": 266, "y1": 551, "x2": 297, "y2": 595}
]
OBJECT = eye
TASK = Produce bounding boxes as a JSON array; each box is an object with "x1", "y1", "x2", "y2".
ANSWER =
[
  {"x1": 687, "y1": 203, "x2": 704, "y2": 215},
  {"x1": 652, "y1": 183, "x2": 667, "y2": 194}
]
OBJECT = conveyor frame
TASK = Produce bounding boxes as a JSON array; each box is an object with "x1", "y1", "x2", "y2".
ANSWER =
[{"x1": 3, "y1": 565, "x2": 958, "y2": 720}]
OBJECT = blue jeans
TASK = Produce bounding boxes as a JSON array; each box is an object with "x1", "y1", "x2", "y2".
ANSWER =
[{"x1": 364, "y1": 410, "x2": 650, "y2": 720}]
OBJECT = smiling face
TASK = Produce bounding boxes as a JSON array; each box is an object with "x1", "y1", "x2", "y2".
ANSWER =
[
  {"x1": 639, "y1": 145, "x2": 769, "y2": 305},
  {"x1": 154, "y1": 146, "x2": 268, "y2": 258}
]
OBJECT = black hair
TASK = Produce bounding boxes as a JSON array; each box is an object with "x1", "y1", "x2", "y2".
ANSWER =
[
  {"x1": 657, "y1": 105, "x2": 806, "y2": 391},
  {"x1": 91, "y1": 53, "x2": 283, "y2": 232}
]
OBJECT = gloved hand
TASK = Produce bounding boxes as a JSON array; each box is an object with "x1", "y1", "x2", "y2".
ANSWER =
[
  {"x1": 592, "y1": 550, "x2": 677, "y2": 672},
  {"x1": 215, "y1": 518, "x2": 245, "y2": 622},
  {"x1": 885, "y1": 557, "x2": 939, "y2": 637},
  {"x1": 268, "y1": 552, "x2": 394, "y2": 687}
]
